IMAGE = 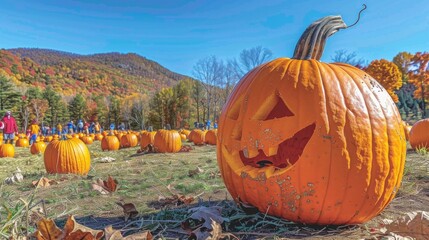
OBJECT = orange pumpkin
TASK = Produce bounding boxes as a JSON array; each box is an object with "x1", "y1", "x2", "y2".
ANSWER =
[
  {"x1": 205, "y1": 130, "x2": 217, "y2": 145},
  {"x1": 140, "y1": 131, "x2": 156, "y2": 149},
  {"x1": 0, "y1": 144, "x2": 15, "y2": 157},
  {"x1": 80, "y1": 136, "x2": 94, "y2": 145},
  {"x1": 189, "y1": 129, "x2": 206, "y2": 145},
  {"x1": 154, "y1": 130, "x2": 182, "y2": 153},
  {"x1": 94, "y1": 133, "x2": 104, "y2": 141},
  {"x1": 402, "y1": 121, "x2": 412, "y2": 141},
  {"x1": 120, "y1": 133, "x2": 139, "y2": 148},
  {"x1": 101, "y1": 135, "x2": 120, "y2": 151},
  {"x1": 43, "y1": 138, "x2": 91, "y2": 175},
  {"x1": 409, "y1": 118, "x2": 429, "y2": 149},
  {"x1": 44, "y1": 136, "x2": 53, "y2": 142},
  {"x1": 15, "y1": 136, "x2": 29, "y2": 147},
  {"x1": 30, "y1": 140, "x2": 47, "y2": 154},
  {"x1": 216, "y1": 15, "x2": 406, "y2": 225}
]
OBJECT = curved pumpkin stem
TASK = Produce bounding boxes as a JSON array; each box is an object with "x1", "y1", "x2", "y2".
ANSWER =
[{"x1": 293, "y1": 4, "x2": 366, "y2": 60}]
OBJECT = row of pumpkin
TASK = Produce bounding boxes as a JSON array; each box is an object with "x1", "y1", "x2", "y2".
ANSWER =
[
  {"x1": 0, "y1": 128, "x2": 217, "y2": 175},
  {"x1": 0, "y1": 128, "x2": 218, "y2": 158}
]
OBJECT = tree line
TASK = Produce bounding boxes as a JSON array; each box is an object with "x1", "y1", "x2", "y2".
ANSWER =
[{"x1": 1, "y1": 47, "x2": 427, "y2": 133}]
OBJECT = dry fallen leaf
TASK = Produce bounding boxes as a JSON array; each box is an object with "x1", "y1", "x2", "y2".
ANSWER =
[
  {"x1": 105, "y1": 226, "x2": 153, "y2": 240},
  {"x1": 92, "y1": 176, "x2": 118, "y2": 194},
  {"x1": 188, "y1": 167, "x2": 204, "y2": 177},
  {"x1": 35, "y1": 218, "x2": 63, "y2": 240},
  {"x1": 157, "y1": 194, "x2": 195, "y2": 208},
  {"x1": 35, "y1": 215, "x2": 104, "y2": 240},
  {"x1": 116, "y1": 202, "x2": 139, "y2": 221},
  {"x1": 381, "y1": 211, "x2": 429, "y2": 239},
  {"x1": 182, "y1": 206, "x2": 227, "y2": 239},
  {"x1": 32, "y1": 177, "x2": 58, "y2": 188}
]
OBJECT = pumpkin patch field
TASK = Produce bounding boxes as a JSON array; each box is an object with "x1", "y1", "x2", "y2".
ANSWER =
[{"x1": 0, "y1": 139, "x2": 428, "y2": 239}]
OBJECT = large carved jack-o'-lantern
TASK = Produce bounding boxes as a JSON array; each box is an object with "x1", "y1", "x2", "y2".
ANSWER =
[{"x1": 216, "y1": 13, "x2": 406, "y2": 225}]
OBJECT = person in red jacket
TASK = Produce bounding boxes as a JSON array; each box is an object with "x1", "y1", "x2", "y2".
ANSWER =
[{"x1": 2, "y1": 110, "x2": 18, "y2": 144}]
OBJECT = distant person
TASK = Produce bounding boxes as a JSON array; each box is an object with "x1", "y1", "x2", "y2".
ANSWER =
[
  {"x1": 94, "y1": 121, "x2": 101, "y2": 133},
  {"x1": 2, "y1": 111, "x2": 18, "y2": 144},
  {"x1": 119, "y1": 122, "x2": 125, "y2": 131},
  {"x1": 56, "y1": 123, "x2": 62, "y2": 135},
  {"x1": 67, "y1": 121, "x2": 74, "y2": 134},
  {"x1": 77, "y1": 119, "x2": 84, "y2": 133},
  {"x1": 109, "y1": 123, "x2": 115, "y2": 131},
  {"x1": 213, "y1": 121, "x2": 218, "y2": 129},
  {"x1": 206, "y1": 120, "x2": 211, "y2": 130},
  {"x1": 29, "y1": 119, "x2": 40, "y2": 144}
]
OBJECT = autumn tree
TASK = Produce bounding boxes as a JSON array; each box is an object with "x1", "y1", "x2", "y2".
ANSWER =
[
  {"x1": 393, "y1": 52, "x2": 413, "y2": 82},
  {"x1": 107, "y1": 96, "x2": 121, "y2": 128},
  {"x1": 191, "y1": 80, "x2": 205, "y2": 123},
  {"x1": 68, "y1": 94, "x2": 87, "y2": 121},
  {"x1": 171, "y1": 79, "x2": 192, "y2": 128},
  {"x1": 365, "y1": 59, "x2": 402, "y2": 102},
  {"x1": 42, "y1": 86, "x2": 67, "y2": 126},
  {"x1": 408, "y1": 52, "x2": 429, "y2": 118},
  {"x1": 393, "y1": 52, "x2": 416, "y2": 118},
  {"x1": 129, "y1": 94, "x2": 150, "y2": 130},
  {"x1": 148, "y1": 88, "x2": 174, "y2": 129},
  {"x1": 0, "y1": 75, "x2": 21, "y2": 112}
]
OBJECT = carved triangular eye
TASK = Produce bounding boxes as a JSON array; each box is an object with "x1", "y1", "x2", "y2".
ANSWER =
[
  {"x1": 265, "y1": 98, "x2": 294, "y2": 120},
  {"x1": 253, "y1": 93, "x2": 294, "y2": 120}
]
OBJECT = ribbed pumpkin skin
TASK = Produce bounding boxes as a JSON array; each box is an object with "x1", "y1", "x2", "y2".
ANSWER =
[
  {"x1": 0, "y1": 144, "x2": 15, "y2": 157},
  {"x1": 140, "y1": 131, "x2": 156, "y2": 149},
  {"x1": 31, "y1": 141, "x2": 47, "y2": 154},
  {"x1": 154, "y1": 130, "x2": 182, "y2": 153},
  {"x1": 16, "y1": 138, "x2": 29, "y2": 147},
  {"x1": 94, "y1": 134, "x2": 104, "y2": 141},
  {"x1": 43, "y1": 138, "x2": 91, "y2": 175},
  {"x1": 409, "y1": 118, "x2": 429, "y2": 149},
  {"x1": 101, "y1": 135, "x2": 120, "y2": 151},
  {"x1": 190, "y1": 129, "x2": 206, "y2": 145},
  {"x1": 205, "y1": 130, "x2": 217, "y2": 145},
  {"x1": 80, "y1": 136, "x2": 94, "y2": 145},
  {"x1": 120, "y1": 133, "x2": 138, "y2": 148},
  {"x1": 403, "y1": 122, "x2": 412, "y2": 141},
  {"x1": 217, "y1": 59, "x2": 406, "y2": 225}
]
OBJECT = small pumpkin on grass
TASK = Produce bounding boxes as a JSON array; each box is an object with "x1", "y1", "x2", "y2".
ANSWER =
[
  {"x1": 101, "y1": 132, "x2": 120, "y2": 151},
  {"x1": 0, "y1": 143, "x2": 15, "y2": 158},
  {"x1": 409, "y1": 118, "x2": 429, "y2": 149},
  {"x1": 43, "y1": 137, "x2": 91, "y2": 175},
  {"x1": 154, "y1": 130, "x2": 182, "y2": 153},
  {"x1": 216, "y1": 6, "x2": 406, "y2": 225},
  {"x1": 30, "y1": 139, "x2": 47, "y2": 154}
]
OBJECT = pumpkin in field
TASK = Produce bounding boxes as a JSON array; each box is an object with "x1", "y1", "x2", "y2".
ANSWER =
[
  {"x1": 205, "y1": 129, "x2": 217, "y2": 145},
  {"x1": 402, "y1": 121, "x2": 412, "y2": 141},
  {"x1": 189, "y1": 129, "x2": 206, "y2": 145},
  {"x1": 43, "y1": 138, "x2": 91, "y2": 175},
  {"x1": 15, "y1": 136, "x2": 29, "y2": 147},
  {"x1": 216, "y1": 13, "x2": 406, "y2": 225},
  {"x1": 94, "y1": 133, "x2": 104, "y2": 141},
  {"x1": 409, "y1": 118, "x2": 429, "y2": 149},
  {"x1": 44, "y1": 136, "x2": 53, "y2": 142},
  {"x1": 154, "y1": 130, "x2": 182, "y2": 153},
  {"x1": 140, "y1": 131, "x2": 156, "y2": 149},
  {"x1": 179, "y1": 129, "x2": 191, "y2": 138},
  {"x1": 80, "y1": 135, "x2": 94, "y2": 145},
  {"x1": 0, "y1": 144, "x2": 15, "y2": 157},
  {"x1": 120, "y1": 133, "x2": 139, "y2": 148},
  {"x1": 101, "y1": 134, "x2": 120, "y2": 151},
  {"x1": 30, "y1": 140, "x2": 47, "y2": 154}
]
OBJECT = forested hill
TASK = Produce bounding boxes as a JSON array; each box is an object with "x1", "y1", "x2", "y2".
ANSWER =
[{"x1": 1, "y1": 48, "x2": 188, "y2": 97}]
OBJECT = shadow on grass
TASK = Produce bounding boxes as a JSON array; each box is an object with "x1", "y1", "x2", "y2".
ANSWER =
[{"x1": 55, "y1": 200, "x2": 365, "y2": 239}]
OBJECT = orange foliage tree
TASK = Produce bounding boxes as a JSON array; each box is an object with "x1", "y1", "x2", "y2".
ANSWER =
[
  {"x1": 365, "y1": 59, "x2": 402, "y2": 102},
  {"x1": 408, "y1": 52, "x2": 429, "y2": 118}
]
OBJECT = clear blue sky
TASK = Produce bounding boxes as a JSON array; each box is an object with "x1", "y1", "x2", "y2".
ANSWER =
[{"x1": 0, "y1": 0, "x2": 428, "y2": 76}]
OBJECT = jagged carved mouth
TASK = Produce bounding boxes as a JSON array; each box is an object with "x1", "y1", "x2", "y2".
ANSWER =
[{"x1": 239, "y1": 123, "x2": 316, "y2": 168}]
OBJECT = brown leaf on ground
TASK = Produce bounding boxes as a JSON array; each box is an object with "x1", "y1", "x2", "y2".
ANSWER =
[
  {"x1": 63, "y1": 215, "x2": 104, "y2": 239},
  {"x1": 34, "y1": 216, "x2": 103, "y2": 240},
  {"x1": 182, "y1": 206, "x2": 227, "y2": 238},
  {"x1": 188, "y1": 218, "x2": 233, "y2": 240},
  {"x1": 32, "y1": 177, "x2": 58, "y2": 188},
  {"x1": 158, "y1": 194, "x2": 195, "y2": 208},
  {"x1": 381, "y1": 211, "x2": 429, "y2": 239},
  {"x1": 179, "y1": 145, "x2": 193, "y2": 152},
  {"x1": 92, "y1": 176, "x2": 118, "y2": 194},
  {"x1": 188, "y1": 167, "x2": 204, "y2": 177},
  {"x1": 105, "y1": 225, "x2": 153, "y2": 240},
  {"x1": 116, "y1": 202, "x2": 139, "y2": 221},
  {"x1": 35, "y1": 218, "x2": 63, "y2": 240}
]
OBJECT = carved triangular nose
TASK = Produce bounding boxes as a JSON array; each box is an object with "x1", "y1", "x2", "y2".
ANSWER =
[{"x1": 265, "y1": 97, "x2": 294, "y2": 120}]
